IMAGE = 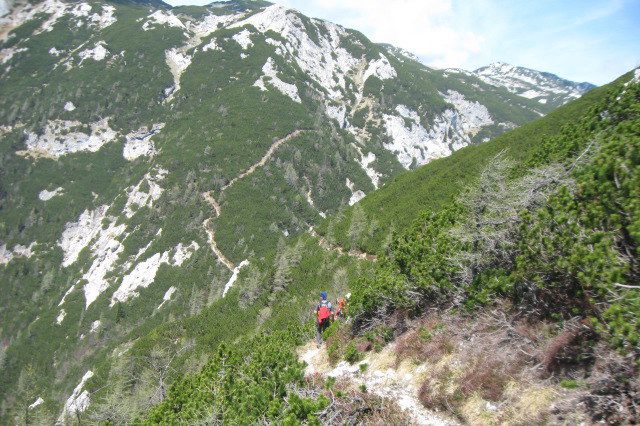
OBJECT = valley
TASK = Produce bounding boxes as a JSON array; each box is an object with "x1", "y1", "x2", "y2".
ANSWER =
[{"x1": 0, "y1": 0, "x2": 637, "y2": 424}]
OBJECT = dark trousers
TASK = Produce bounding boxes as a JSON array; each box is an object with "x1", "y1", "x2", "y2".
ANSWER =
[{"x1": 316, "y1": 318, "x2": 330, "y2": 345}]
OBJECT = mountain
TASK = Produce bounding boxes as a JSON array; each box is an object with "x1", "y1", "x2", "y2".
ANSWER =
[
  {"x1": 473, "y1": 61, "x2": 596, "y2": 110},
  {"x1": 0, "y1": 0, "x2": 605, "y2": 422},
  {"x1": 142, "y1": 68, "x2": 640, "y2": 425}
]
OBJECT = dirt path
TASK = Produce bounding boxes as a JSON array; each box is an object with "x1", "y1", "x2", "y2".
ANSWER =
[
  {"x1": 308, "y1": 228, "x2": 377, "y2": 261},
  {"x1": 203, "y1": 218, "x2": 235, "y2": 270},
  {"x1": 201, "y1": 130, "x2": 307, "y2": 268},
  {"x1": 202, "y1": 191, "x2": 221, "y2": 217},
  {"x1": 223, "y1": 129, "x2": 306, "y2": 191},
  {"x1": 298, "y1": 341, "x2": 456, "y2": 426}
]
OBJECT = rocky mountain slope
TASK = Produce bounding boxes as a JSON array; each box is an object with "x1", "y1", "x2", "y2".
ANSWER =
[
  {"x1": 0, "y1": 0, "x2": 598, "y2": 422},
  {"x1": 136, "y1": 68, "x2": 640, "y2": 424},
  {"x1": 473, "y1": 62, "x2": 596, "y2": 110}
]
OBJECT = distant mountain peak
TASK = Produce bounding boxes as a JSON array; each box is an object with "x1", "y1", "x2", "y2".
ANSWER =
[{"x1": 473, "y1": 62, "x2": 596, "y2": 107}]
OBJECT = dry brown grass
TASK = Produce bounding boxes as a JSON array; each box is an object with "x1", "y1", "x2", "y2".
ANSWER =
[
  {"x1": 582, "y1": 345, "x2": 640, "y2": 424},
  {"x1": 394, "y1": 315, "x2": 455, "y2": 366},
  {"x1": 334, "y1": 302, "x2": 636, "y2": 425},
  {"x1": 418, "y1": 362, "x2": 461, "y2": 413},
  {"x1": 299, "y1": 375, "x2": 412, "y2": 425},
  {"x1": 459, "y1": 355, "x2": 513, "y2": 401},
  {"x1": 410, "y1": 307, "x2": 559, "y2": 422},
  {"x1": 538, "y1": 319, "x2": 595, "y2": 376}
]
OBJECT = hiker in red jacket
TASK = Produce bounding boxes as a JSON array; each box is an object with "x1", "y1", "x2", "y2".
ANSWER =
[{"x1": 316, "y1": 291, "x2": 333, "y2": 347}]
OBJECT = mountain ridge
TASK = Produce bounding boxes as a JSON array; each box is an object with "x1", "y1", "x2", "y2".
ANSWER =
[
  {"x1": 0, "y1": 0, "x2": 606, "y2": 422},
  {"x1": 473, "y1": 61, "x2": 596, "y2": 109}
]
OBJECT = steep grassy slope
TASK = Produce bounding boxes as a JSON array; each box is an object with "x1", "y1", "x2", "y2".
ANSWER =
[
  {"x1": 321, "y1": 73, "x2": 629, "y2": 253},
  {"x1": 133, "y1": 70, "x2": 637, "y2": 425},
  {"x1": 0, "y1": 0, "x2": 600, "y2": 422}
]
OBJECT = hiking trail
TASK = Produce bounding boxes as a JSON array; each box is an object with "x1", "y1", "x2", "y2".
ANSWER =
[
  {"x1": 308, "y1": 228, "x2": 377, "y2": 261},
  {"x1": 298, "y1": 340, "x2": 457, "y2": 426},
  {"x1": 203, "y1": 219, "x2": 235, "y2": 270},
  {"x1": 201, "y1": 130, "x2": 307, "y2": 268}
]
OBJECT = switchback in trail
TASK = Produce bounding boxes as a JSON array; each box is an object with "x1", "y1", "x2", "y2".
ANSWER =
[{"x1": 201, "y1": 130, "x2": 309, "y2": 268}]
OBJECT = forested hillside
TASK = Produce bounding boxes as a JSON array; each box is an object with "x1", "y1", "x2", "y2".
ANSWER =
[
  {"x1": 133, "y1": 69, "x2": 639, "y2": 424},
  {"x1": 0, "y1": 0, "x2": 620, "y2": 423}
]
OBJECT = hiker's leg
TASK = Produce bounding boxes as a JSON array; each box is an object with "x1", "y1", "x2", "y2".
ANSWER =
[{"x1": 316, "y1": 323, "x2": 322, "y2": 345}]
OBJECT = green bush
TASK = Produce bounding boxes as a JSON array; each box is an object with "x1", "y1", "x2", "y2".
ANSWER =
[
  {"x1": 560, "y1": 379, "x2": 581, "y2": 389},
  {"x1": 349, "y1": 74, "x2": 640, "y2": 355},
  {"x1": 344, "y1": 342, "x2": 361, "y2": 364},
  {"x1": 143, "y1": 330, "x2": 323, "y2": 424}
]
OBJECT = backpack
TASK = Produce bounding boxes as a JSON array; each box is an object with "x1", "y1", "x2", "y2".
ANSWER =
[
  {"x1": 317, "y1": 302, "x2": 331, "y2": 323},
  {"x1": 335, "y1": 298, "x2": 346, "y2": 317}
]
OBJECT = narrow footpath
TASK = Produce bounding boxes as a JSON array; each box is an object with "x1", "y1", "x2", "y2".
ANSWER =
[
  {"x1": 201, "y1": 130, "x2": 308, "y2": 268},
  {"x1": 298, "y1": 341, "x2": 457, "y2": 426},
  {"x1": 308, "y1": 228, "x2": 377, "y2": 261}
]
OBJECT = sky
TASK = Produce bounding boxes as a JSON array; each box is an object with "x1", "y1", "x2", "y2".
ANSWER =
[{"x1": 164, "y1": 0, "x2": 640, "y2": 85}]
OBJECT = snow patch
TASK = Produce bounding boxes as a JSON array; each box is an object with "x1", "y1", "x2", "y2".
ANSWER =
[
  {"x1": 58, "y1": 205, "x2": 108, "y2": 267},
  {"x1": 254, "y1": 57, "x2": 301, "y2": 103},
  {"x1": 124, "y1": 168, "x2": 167, "y2": 218},
  {"x1": 59, "y1": 284, "x2": 76, "y2": 306},
  {"x1": 123, "y1": 123, "x2": 164, "y2": 161},
  {"x1": 164, "y1": 48, "x2": 192, "y2": 102},
  {"x1": 28, "y1": 397, "x2": 44, "y2": 410},
  {"x1": 395, "y1": 104, "x2": 420, "y2": 121},
  {"x1": 363, "y1": 53, "x2": 396, "y2": 83},
  {"x1": 346, "y1": 178, "x2": 365, "y2": 205},
  {"x1": 78, "y1": 41, "x2": 108, "y2": 63},
  {"x1": 90, "y1": 320, "x2": 101, "y2": 333},
  {"x1": 20, "y1": 118, "x2": 117, "y2": 159},
  {"x1": 519, "y1": 89, "x2": 544, "y2": 99},
  {"x1": 0, "y1": 242, "x2": 36, "y2": 265},
  {"x1": 110, "y1": 242, "x2": 199, "y2": 306},
  {"x1": 63, "y1": 101, "x2": 76, "y2": 111},
  {"x1": 222, "y1": 259, "x2": 249, "y2": 297},
  {"x1": 157, "y1": 286, "x2": 176, "y2": 309},
  {"x1": 58, "y1": 371, "x2": 93, "y2": 424},
  {"x1": 232, "y1": 28, "x2": 253, "y2": 50},
  {"x1": 474, "y1": 62, "x2": 590, "y2": 105},
  {"x1": 90, "y1": 4, "x2": 116, "y2": 29},
  {"x1": 69, "y1": 3, "x2": 91, "y2": 18},
  {"x1": 49, "y1": 47, "x2": 63, "y2": 56},
  {"x1": 56, "y1": 309, "x2": 66, "y2": 324},
  {"x1": 142, "y1": 10, "x2": 185, "y2": 31},
  {"x1": 202, "y1": 38, "x2": 222, "y2": 52},
  {"x1": 626, "y1": 68, "x2": 640, "y2": 86},
  {"x1": 39, "y1": 186, "x2": 63, "y2": 200},
  {"x1": 0, "y1": 46, "x2": 27, "y2": 64}
]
